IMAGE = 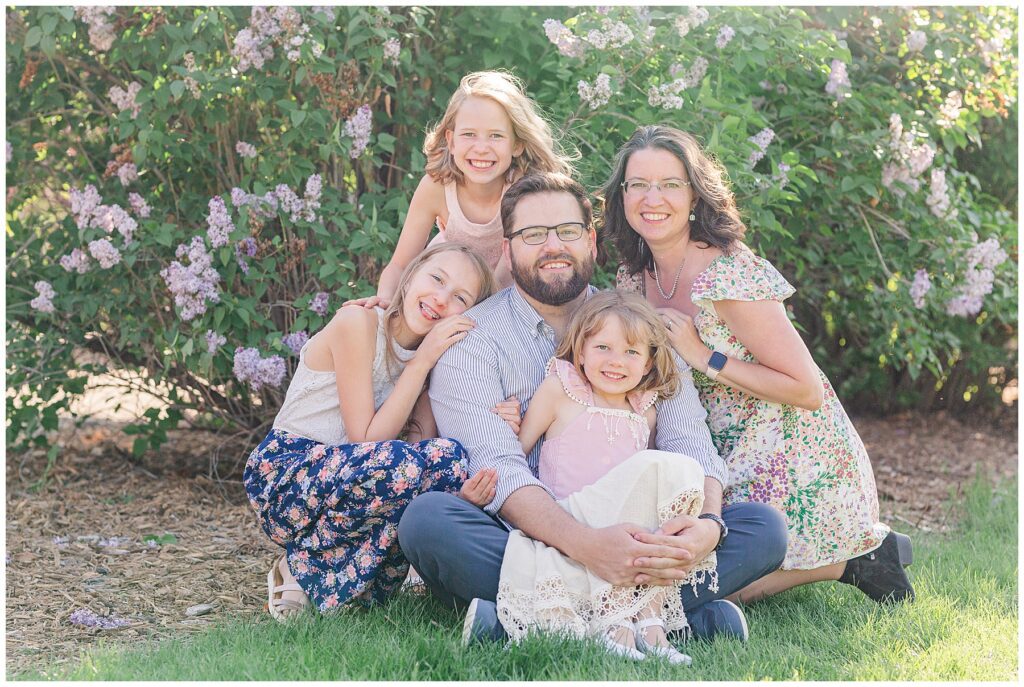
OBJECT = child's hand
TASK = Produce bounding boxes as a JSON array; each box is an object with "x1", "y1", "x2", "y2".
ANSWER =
[
  {"x1": 415, "y1": 315, "x2": 475, "y2": 367},
  {"x1": 343, "y1": 295, "x2": 391, "y2": 310},
  {"x1": 459, "y1": 468, "x2": 497, "y2": 507},
  {"x1": 491, "y1": 396, "x2": 522, "y2": 434}
]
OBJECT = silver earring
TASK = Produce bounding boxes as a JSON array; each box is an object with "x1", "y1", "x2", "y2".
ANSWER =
[{"x1": 689, "y1": 211, "x2": 696, "y2": 222}]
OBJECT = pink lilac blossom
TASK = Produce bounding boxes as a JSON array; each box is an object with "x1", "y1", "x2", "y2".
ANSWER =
[
  {"x1": 925, "y1": 169, "x2": 956, "y2": 219},
  {"x1": 128, "y1": 192, "x2": 151, "y2": 218},
  {"x1": 585, "y1": 19, "x2": 633, "y2": 50},
  {"x1": 233, "y1": 347, "x2": 287, "y2": 391},
  {"x1": 909, "y1": 269, "x2": 931, "y2": 309},
  {"x1": 309, "y1": 291, "x2": 330, "y2": 317},
  {"x1": 944, "y1": 237, "x2": 1008, "y2": 317},
  {"x1": 108, "y1": 82, "x2": 142, "y2": 119},
  {"x1": 716, "y1": 25, "x2": 735, "y2": 49},
  {"x1": 235, "y1": 141, "x2": 257, "y2": 159},
  {"x1": 116, "y1": 162, "x2": 138, "y2": 187},
  {"x1": 235, "y1": 237, "x2": 257, "y2": 274},
  {"x1": 825, "y1": 59, "x2": 851, "y2": 99},
  {"x1": 88, "y1": 238, "x2": 122, "y2": 268},
  {"x1": 69, "y1": 608, "x2": 130, "y2": 629},
  {"x1": 60, "y1": 248, "x2": 91, "y2": 274},
  {"x1": 881, "y1": 113, "x2": 935, "y2": 198},
  {"x1": 282, "y1": 331, "x2": 309, "y2": 355},
  {"x1": 383, "y1": 37, "x2": 401, "y2": 65},
  {"x1": 747, "y1": 127, "x2": 775, "y2": 167},
  {"x1": 205, "y1": 330, "x2": 226, "y2": 355},
  {"x1": 543, "y1": 18, "x2": 586, "y2": 58},
  {"x1": 92, "y1": 204, "x2": 138, "y2": 243},
  {"x1": 70, "y1": 184, "x2": 103, "y2": 229},
  {"x1": 30, "y1": 281, "x2": 55, "y2": 313},
  {"x1": 343, "y1": 105, "x2": 373, "y2": 159},
  {"x1": 774, "y1": 162, "x2": 791, "y2": 189},
  {"x1": 936, "y1": 91, "x2": 963, "y2": 129},
  {"x1": 906, "y1": 30, "x2": 927, "y2": 53},
  {"x1": 578, "y1": 73, "x2": 612, "y2": 110},
  {"x1": 160, "y1": 236, "x2": 222, "y2": 321},
  {"x1": 206, "y1": 196, "x2": 235, "y2": 248},
  {"x1": 75, "y1": 7, "x2": 117, "y2": 52}
]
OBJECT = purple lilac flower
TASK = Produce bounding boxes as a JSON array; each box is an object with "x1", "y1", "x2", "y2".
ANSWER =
[
  {"x1": 235, "y1": 141, "x2": 257, "y2": 159},
  {"x1": 309, "y1": 291, "x2": 330, "y2": 317},
  {"x1": 88, "y1": 238, "x2": 122, "y2": 268},
  {"x1": 233, "y1": 347, "x2": 287, "y2": 391},
  {"x1": 716, "y1": 25, "x2": 735, "y2": 49},
  {"x1": 69, "y1": 608, "x2": 131, "y2": 629},
  {"x1": 543, "y1": 18, "x2": 586, "y2": 58},
  {"x1": 205, "y1": 330, "x2": 226, "y2": 354},
  {"x1": 206, "y1": 196, "x2": 235, "y2": 248},
  {"x1": 910, "y1": 269, "x2": 931, "y2": 309},
  {"x1": 282, "y1": 330, "x2": 309, "y2": 355},
  {"x1": 160, "y1": 236, "x2": 222, "y2": 321},
  {"x1": 235, "y1": 237, "x2": 258, "y2": 274},
  {"x1": 305, "y1": 174, "x2": 323, "y2": 203},
  {"x1": 128, "y1": 192, "x2": 151, "y2": 218},
  {"x1": 92, "y1": 204, "x2": 137, "y2": 243},
  {"x1": 60, "y1": 248, "x2": 91, "y2": 274},
  {"x1": 907, "y1": 30, "x2": 927, "y2": 53},
  {"x1": 936, "y1": 91, "x2": 963, "y2": 129},
  {"x1": 70, "y1": 184, "x2": 103, "y2": 229},
  {"x1": 108, "y1": 82, "x2": 142, "y2": 119},
  {"x1": 945, "y1": 238, "x2": 1008, "y2": 318},
  {"x1": 343, "y1": 105, "x2": 373, "y2": 159},
  {"x1": 925, "y1": 169, "x2": 955, "y2": 219},
  {"x1": 825, "y1": 59, "x2": 851, "y2": 99},
  {"x1": 578, "y1": 73, "x2": 612, "y2": 110},
  {"x1": 383, "y1": 37, "x2": 401, "y2": 65},
  {"x1": 30, "y1": 281, "x2": 55, "y2": 313},
  {"x1": 116, "y1": 162, "x2": 138, "y2": 187},
  {"x1": 75, "y1": 7, "x2": 117, "y2": 52},
  {"x1": 747, "y1": 127, "x2": 775, "y2": 167},
  {"x1": 775, "y1": 162, "x2": 791, "y2": 189}
]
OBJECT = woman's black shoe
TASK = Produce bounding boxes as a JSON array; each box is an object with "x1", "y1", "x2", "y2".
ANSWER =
[{"x1": 839, "y1": 531, "x2": 915, "y2": 603}]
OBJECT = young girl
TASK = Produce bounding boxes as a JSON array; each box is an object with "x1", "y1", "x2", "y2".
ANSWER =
[
  {"x1": 493, "y1": 291, "x2": 718, "y2": 664},
  {"x1": 367, "y1": 70, "x2": 574, "y2": 307},
  {"x1": 244, "y1": 244, "x2": 498, "y2": 620}
]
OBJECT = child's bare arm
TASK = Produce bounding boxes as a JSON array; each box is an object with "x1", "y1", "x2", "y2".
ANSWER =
[
  {"x1": 376, "y1": 175, "x2": 446, "y2": 304},
  {"x1": 516, "y1": 375, "x2": 561, "y2": 456}
]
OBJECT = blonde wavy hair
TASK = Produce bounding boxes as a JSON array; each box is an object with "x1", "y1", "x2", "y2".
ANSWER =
[
  {"x1": 382, "y1": 243, "x2": 497, "y2": 378},
  {"x1": 423, "y1": 70, "x2": 575, "y2": 185},
  {"x1": 555, "y1": 291, "x2": 680, "y2": 401}
]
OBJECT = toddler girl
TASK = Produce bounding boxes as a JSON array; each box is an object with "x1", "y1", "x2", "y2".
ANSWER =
[
  {"x1": 244, "y1": 244, "x2": 497, "y2": 620},
  {"x1": 369, "y1": 70, "x2": 574, "y2": 306},
  {"x1": 494, "y1": 291, "x2": 718, "y2": 664}
]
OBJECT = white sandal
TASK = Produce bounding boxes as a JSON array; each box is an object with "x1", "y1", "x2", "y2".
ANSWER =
[
  {"x1": 599, "y1": 620, "x2": 646, "y2": 661},
  {"x1": 267, "y1": 555, "x2": 311, "y2": 622},
  {"x1": 634, "y1": 617, "x2": 692, "y2": 666}
]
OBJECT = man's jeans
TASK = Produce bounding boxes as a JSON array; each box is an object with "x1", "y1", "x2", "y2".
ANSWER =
[{"x1": 398, "y1": 491, "x2": 788, "y2": 613}]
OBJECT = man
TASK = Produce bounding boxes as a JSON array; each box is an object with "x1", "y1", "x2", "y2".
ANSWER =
[{"x1": 399, "y1": 172, "x2": 787, "y2": 643}]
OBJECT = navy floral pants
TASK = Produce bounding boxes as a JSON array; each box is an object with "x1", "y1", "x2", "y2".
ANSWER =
[{"x1": 244, "y1": 429, "x2": 467, "y2": 611}]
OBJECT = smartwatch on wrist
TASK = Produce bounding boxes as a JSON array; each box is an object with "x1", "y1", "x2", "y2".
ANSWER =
[
  {"x1": 697, "y1": 512, "x2": 728, "y2": 551},
  {"x1": 705, "y1": 351, "x2": 728, "y2": 381}
]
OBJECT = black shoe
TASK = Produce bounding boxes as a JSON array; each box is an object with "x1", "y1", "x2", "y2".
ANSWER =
[{"x1": 839, "y1": 531, "x2": 915, "y2": 603}]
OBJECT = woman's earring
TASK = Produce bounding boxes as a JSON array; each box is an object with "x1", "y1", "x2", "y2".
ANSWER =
[{"x1": 689, "y1": 211, "x2": 696, "y2": 222}]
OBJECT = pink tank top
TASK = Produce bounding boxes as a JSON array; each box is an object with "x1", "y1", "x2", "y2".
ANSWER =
[
  {"x1": 538, "y1": 358, "x2": 659, "y2": 501},
  {"x1": 427, "y1": 181, "x2": 507, "y2": 272}
]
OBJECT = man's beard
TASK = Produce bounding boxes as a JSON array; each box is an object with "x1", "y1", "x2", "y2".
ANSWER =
[{"x1": 510, "y1": 251, "x2": 594, "y2": 306}]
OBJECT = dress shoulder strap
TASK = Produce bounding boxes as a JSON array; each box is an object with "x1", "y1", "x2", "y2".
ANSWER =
[{"x1": 545, "y1": 356, "x2": 594, "y2": 407}]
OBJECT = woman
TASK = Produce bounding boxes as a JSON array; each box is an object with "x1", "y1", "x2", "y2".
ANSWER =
[{"x1": 603, "y1": 125, "x2": 913, "y2": 604}]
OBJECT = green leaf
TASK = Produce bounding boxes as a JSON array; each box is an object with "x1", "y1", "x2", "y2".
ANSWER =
[
  {"x1": 319, "y1": 262, "x2": 337, "y2": 279},
  {"x1": 24, "y1": 26, "x2": 42, "y2": 48},
  {"x1": 290, "y1": 109, "x2": 307, "y2": 127},
  {"x1": 41, "y1": 15, "x2": 58, "y2": 36},
  {"x1": 170, "y1": 80, "x2": 186, "y2": 100}
]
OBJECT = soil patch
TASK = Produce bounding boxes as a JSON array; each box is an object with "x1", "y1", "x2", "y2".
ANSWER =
[{"x1": 5, "y1": 411, "x2": 1018, "y2": 677}]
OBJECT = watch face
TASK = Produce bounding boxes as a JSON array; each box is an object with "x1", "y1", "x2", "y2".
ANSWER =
[{"x1": 708, "y1": 351, "x2": 728, "y2": 371}]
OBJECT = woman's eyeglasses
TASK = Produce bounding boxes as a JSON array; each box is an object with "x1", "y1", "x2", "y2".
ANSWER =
[
  {"x1": 621, "y1": 178, "x2": 692, "y2": 195},
  {"x1": 507, "y1": 222, "x2": 587, "y2": 245}
]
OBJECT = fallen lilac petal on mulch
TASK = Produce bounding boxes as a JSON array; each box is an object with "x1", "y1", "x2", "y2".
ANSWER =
[{"x1": 68, "y1": 608, "x2": 131, "y2": 630}]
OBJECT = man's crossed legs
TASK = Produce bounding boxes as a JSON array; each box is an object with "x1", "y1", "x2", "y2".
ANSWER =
[{"x1": 399, "y1": 492, "x2": 788, "y2": 642}]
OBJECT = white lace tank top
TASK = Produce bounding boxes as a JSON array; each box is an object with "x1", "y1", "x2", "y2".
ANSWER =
[{"x1": 272, "y1": 307, "x2": 416, "y2": 445}]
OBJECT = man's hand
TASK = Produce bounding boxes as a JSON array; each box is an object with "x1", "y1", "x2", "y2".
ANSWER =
[
  {"x1": 629, "y1": 515, "x2": 721, "y2": 584},
  {"x1": 573, "y1": 523, "x2": 693, "y2": 587},
  {"x1": 458, "y1": 467, "x2": 498, "y2": 507}
]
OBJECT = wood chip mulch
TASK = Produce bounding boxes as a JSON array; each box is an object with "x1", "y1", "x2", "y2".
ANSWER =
[{"x1": 5, "y1": 411, "x2": 1018, "y2": 677}]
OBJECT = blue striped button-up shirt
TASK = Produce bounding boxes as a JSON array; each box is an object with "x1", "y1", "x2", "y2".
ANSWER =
[{"x1": 428, "y1": 285, "x2": 727, "y2": 516}]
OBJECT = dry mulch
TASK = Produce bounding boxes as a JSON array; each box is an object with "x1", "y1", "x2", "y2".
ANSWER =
[{"x1": 5, "y1": 411, "x2": 1018, "y2": 677}]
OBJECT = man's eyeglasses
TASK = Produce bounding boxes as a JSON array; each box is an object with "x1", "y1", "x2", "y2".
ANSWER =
[
  {"x1": 621, "y1": 178, "x2": 692, "y2": 195},
  {"x1": 507, "y1": 222, "x2": 587, "y2": 245}
]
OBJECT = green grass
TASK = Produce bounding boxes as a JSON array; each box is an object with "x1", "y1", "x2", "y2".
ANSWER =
[{"x1": 17, "y1": 475, "x2": 1018, "y2": 681}]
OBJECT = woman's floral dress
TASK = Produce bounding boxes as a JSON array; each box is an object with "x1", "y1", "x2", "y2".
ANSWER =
[{"x1": 619, "y1": 250, "x2": 889, "y2": 568}]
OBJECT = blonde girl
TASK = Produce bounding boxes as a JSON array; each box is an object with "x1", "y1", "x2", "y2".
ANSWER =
[
  {"x1": 362, "y1": 71, "x2": 574, "y2": 308},
  {"x1": 244, "y1": 244, "x2": 497, "y2": 620},
  {"x1": 492, "y1": 291, "x2": 717, "y2": 664}
]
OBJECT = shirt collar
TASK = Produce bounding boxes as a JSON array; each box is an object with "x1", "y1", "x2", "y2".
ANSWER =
[{"x1": 508, "y1": 284, "x2": 599, "y2": 340}]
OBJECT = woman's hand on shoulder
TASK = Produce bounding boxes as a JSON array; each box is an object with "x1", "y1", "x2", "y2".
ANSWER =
[
  {"x1": 412, "y1": 314, "x2": 476, "y2": 370},
  {"x1": 656, "y1": 307, "x2": 709, "y2": 369}
]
